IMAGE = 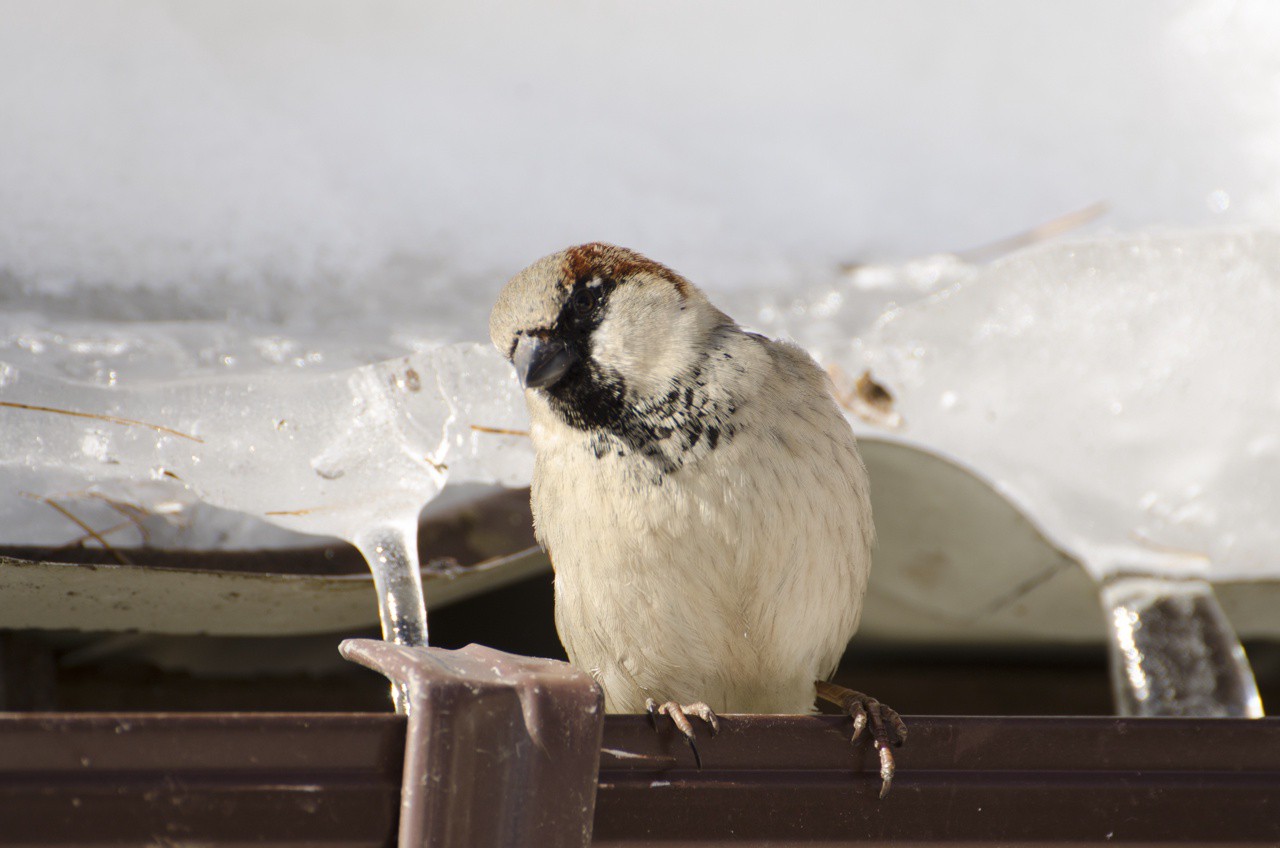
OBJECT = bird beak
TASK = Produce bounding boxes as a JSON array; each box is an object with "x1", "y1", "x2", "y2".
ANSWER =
[{"x1": 512, "y1": 335, "x2": 578, "y2": 389}]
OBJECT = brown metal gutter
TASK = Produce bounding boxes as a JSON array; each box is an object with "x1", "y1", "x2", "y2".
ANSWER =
[
  {"x1": 0, "y1": 712, "x2": 1275, "y2": 846},
  {"x1": 0, "y1": 712, "x2": 404, "y2": 846},
  {"x1": 597, "y1": 714, "x2": 1280, "y2": 845}
]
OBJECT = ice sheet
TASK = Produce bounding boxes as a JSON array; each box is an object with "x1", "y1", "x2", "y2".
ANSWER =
[
  {"x1": 0, "y1": 322, "x2": 533, "y2": 670},
  {"x1": 833, "y1": 229, "x2": 1280, "y2": 582},
  {"x1": 6, "y1": 228, "x2": 1276, "y2": 589},
  {"x1": 0, "y1": 339, "x2": 532, "y2": 550}
]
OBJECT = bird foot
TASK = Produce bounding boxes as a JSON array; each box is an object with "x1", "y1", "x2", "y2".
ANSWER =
[
  {"x1": 645, "y1": 698, "x2": 720, "y2": 768},
  {"x1": 815, "y1": 681, "x2": 907, "y2": 799}
]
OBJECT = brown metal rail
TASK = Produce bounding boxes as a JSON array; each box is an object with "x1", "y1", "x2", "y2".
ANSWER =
[{"x1": 0, "y1": 711, "x2": 1275, "y2": 846}]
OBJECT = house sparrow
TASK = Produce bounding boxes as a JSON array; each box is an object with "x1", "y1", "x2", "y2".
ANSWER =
[{"x1": 490, "y1": 243, "x2": 905, "y2": 795}]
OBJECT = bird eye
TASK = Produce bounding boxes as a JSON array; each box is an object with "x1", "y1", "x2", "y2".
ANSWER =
[{"x1": 570, "y1": 287, "x2": 599, "y2": 317}]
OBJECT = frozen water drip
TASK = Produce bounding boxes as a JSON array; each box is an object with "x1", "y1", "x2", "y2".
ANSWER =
[
  {"x1": 354, "y1": 520, "x2": 429, "y2": 714},
  {"x1": 1101, "y1": 574, "x2": 1263, "y2": 718}
]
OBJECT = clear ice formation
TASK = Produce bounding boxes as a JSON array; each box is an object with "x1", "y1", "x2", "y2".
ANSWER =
[
  {"x1": 1102, "y1": 575, "x2": 1263, "y2": 718},
  {"x1": 825, "y1": 229, "x2": 1280, "y2": 585},
  {"x1": 354, "y1": 520, "x2": 428, "y2": 713},
  {"x1": 4, "y1": 230, "x2": 1277, "y2": 589},
  {"x1": 0, "y1": 339, "x2": 532, "y2": 542},
  {"x1": 0, "y1": 332, "x2": 533, "y2": 688},
  {"x1": 0, "y1": 326, "x2": 533, "y2": 549}
]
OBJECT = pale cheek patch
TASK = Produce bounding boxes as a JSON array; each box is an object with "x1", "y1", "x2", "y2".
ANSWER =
[{"x1": 592, "y1": 289, "x2": 701, "y2": 397}]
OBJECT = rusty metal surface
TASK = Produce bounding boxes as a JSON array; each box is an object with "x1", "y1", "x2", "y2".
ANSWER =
[
  {"x1": 341, "y1": 639, "x2": 604, "y2": 848},
  {"x1": 0, "y1": 713, "x2": 1275, "y2": 846}
]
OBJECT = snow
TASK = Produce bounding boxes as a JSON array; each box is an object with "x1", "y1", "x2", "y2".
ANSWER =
[{"x1": 2, "y1": 1, "x2": 1279, "y2": 316}]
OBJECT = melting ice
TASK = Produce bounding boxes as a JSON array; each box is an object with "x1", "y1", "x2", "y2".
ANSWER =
[
  {"x1": 0, "y1": 323, "x2": 533, "y2": 665},
  {"x1": 5, "y1": 229, "x2": 1279, "y2": 593},
  {"x1": 817, "y1": 229, "x2": 1280, "y2": 583}
]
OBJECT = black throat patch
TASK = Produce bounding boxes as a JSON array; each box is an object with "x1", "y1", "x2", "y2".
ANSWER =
[{"x1": 544, "y1": 331, "x2": 741, "y2": 477}]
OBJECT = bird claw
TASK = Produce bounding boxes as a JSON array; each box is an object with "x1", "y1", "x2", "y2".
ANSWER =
[
  {"x1": 645, "y1": 698, "x2": 720, "y2": 768},
  {"x1": 877, "y1": 742, "x2": 895, "y2": 800},
  {"x1": 816, "y1": 682, "x2": 906, "y2": 799},
  {"x1": 849, "y1": 708, "x2": 867, "y2": 743}
]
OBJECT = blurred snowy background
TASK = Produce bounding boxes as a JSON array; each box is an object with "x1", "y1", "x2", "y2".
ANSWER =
[
  {"x1": 1, "y1": 1, "x2": 1278, "y2": 702},
  {"x1": 2, "y1": 0, "x2": 1277, "y2": 324}
]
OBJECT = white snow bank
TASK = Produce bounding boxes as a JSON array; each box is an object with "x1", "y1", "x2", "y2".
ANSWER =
[{"x1": 2, "y1": 0, "x2": 1279, "y2": 321}]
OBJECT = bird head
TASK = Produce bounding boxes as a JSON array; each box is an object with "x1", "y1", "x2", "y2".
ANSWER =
[{"x1": 490, "y1": 243, "x2": 729, "y2": 429}]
